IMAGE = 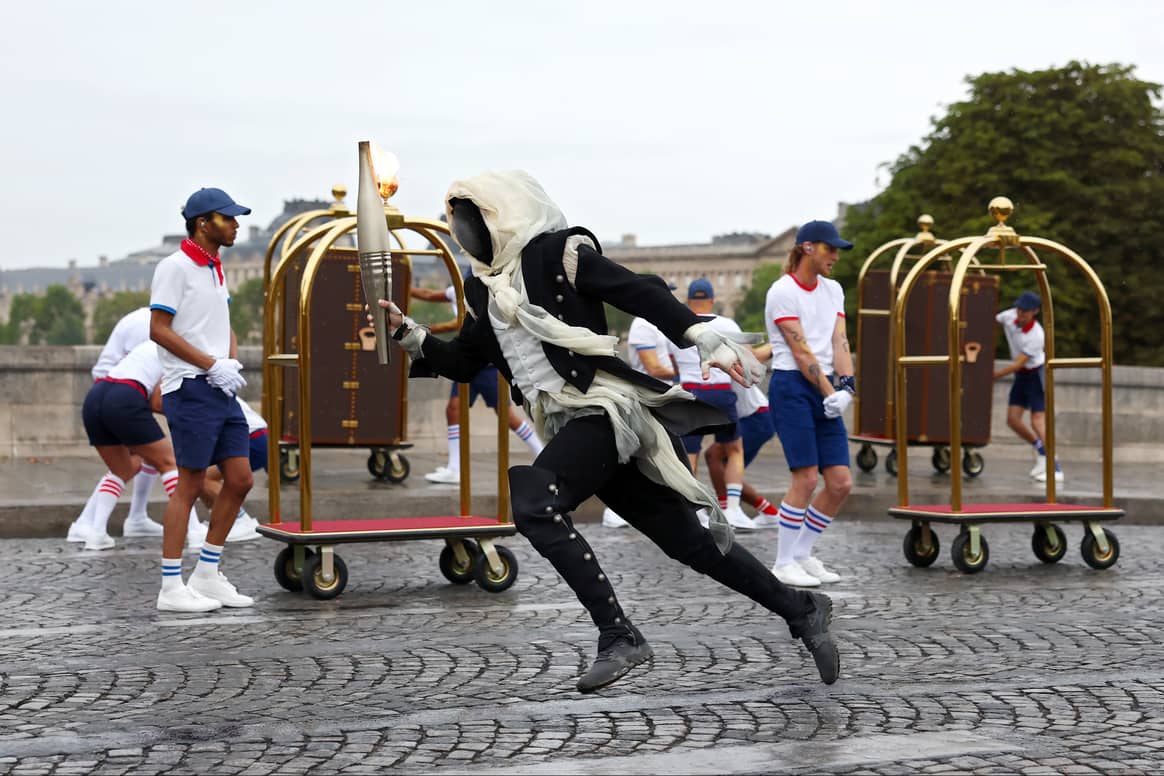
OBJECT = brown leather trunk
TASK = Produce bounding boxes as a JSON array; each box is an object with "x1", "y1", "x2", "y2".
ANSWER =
[
  {"x1": 279, "y1": 247, "x2": 411, "y2": 446},
  {"x1": 857, "y1": 269, "x2": 998, "y2": 445}
]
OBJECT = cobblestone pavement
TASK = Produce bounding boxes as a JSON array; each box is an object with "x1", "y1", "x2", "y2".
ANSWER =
[{"x1": 1, "y1": 518, "x2": 1163, "y2": 774}]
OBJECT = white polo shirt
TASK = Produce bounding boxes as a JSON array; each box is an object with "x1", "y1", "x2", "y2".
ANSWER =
[
  {"x1": 733, "y1": 383, "x2": 769, "y2": 418},
  {"x1": 91, "y1": 307, "x2": 151, "y2": 380},
  {"x1": 668, "y1": 314, "x2": 738, "y2": 387},
  {"x1": 765, "y1": 273, "x2": 845, "y2": 374},
  {"x1": 106, "y1": 340, "x2": 163, "y2": 395},
  {"x1": 626, "y1": 317, "x2": 671, "y2": 375},
  {"x1": 237, "y1": 397, "x2": 267, "y2": 435},
  {"x1": 996, "y1": 308, "x2": 1045, "y2": 369},
  {"x1": 149, "y1": 240, "x2": 232, "y2": 394}
]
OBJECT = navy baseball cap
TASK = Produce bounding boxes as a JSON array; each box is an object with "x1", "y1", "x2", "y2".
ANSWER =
[
  {"x1": 796, "y1": 220, "x2": 853, "y2": 250},
  {"x1": 182, "y1": 188, "x2": 251, "y2": 220},
  {"x1": 1015, "y1": 291, "x2": 1041, "y2": 311},
  {"x1": 688, "y1": 278, "x2": 714, "y2": 299}
]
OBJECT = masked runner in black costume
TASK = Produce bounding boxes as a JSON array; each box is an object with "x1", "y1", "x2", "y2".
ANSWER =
[{"x1": 379, "y1": 171, "x2": 839, "y2": 693}]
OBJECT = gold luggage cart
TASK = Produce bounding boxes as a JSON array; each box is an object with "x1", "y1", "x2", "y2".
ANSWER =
[
  {"x1": 852, "y1": 215, "x2": 999, "y2": 478},
  {"x1": 257, "y1": 192, "x2": 519, "y2": 599},
  {"x1": 890, "y1": 198, "x2": 1124, "y2": 573}
]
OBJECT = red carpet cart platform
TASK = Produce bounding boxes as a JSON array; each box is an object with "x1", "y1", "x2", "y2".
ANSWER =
[{"x1": 891, "y1": 197, "x2": 1123, "y2": 573}]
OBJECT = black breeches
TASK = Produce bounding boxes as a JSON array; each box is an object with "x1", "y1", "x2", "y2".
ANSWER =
[{"x1": 509, "y1": 413, "x2": 812, "y2": 647}]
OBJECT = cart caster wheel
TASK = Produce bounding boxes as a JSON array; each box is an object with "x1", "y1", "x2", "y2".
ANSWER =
[
  {"x1": 439, "y1": 540, "x2": 480, "y2": 585},
  {"x1": 279, "y1": 448, "x2": 300, "y2": 484},
  {"x1": 474, "y1": 545, "x2": 519, "y2": 593},
  {"x1": 932, "y1": 446, "x2": 951, "y2": 474},
  {"x1": 1031, "y1": 523, "x2": 1067, "y2": 564},
  {"x1": 856, "y1": 444, "x2": 877, "y2": 473},
  {"x1": 368, "y1": 450, "x2": 411, "y2": 483},
  {"x1": 885, "y1": 449, "x2": 898, "y2": 477},
  {"x1": 962, "y1": 450, "x2": 985, "y2": 478},
  {"x1": 302, "y1": 552, "x2": 349, "y2": 599},
  {"x1": 951, "y1": 530, "x2": 989, "y2": 574},
  {"x1": 273, "y1": 546, "x2": 315, "y2": 592},
  {"x1": 903, "y1": 525, "x2": 940, "y2": 567},
  {"x1": 1080, "y1": 528, "x2": 1120, "y2": 570}
]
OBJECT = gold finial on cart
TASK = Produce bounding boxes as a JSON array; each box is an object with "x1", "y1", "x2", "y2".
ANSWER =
[
  {"x1": 915, "y1": 214, "x2": 936, "y2": 244},
  {"x1": 329, "y1": 184, "x2": 350, "y2": 215},
  {"x1": 986, "y1": 196, "x2": 1019, "y2": 245}
]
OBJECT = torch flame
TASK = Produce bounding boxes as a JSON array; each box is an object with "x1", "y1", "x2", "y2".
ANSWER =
[{"x1": 368, "y1": 142, "x2": 400, "y2": 200}]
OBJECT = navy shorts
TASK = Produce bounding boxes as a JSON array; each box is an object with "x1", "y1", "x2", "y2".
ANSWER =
[
  {"x1": 681, "y1": 386, "x2": 740, "y2": 454},
  {"x1": 740, "y1": 409, "x2": 776, "y2": 467},
  {"x1": 82, "y1": 380, "x2": 165, "y2": 448},
  {"x1": 162, "y1": 376, "x2": 249, "y2": 469},
  {"x1": 450, "y1": 366, "x2": 500, "y2": 409},
  {"x1": 768, "y1": 370, "x2": 850, "y2": 471},
  {"x1": 1009, "y1": 368, "x2": 1045, "y2": 412},
  {"x1": 249, "y1": 431, "x2": 269, "y2": 472}
]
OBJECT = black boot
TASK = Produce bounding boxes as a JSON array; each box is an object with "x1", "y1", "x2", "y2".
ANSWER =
[
  {"x1": 576, "y1": 627, "x2": 654, "y2": 693},
  {"x1": 787, "y1": 591, "x2": 840, "y2": 685},
  {"x1": 698, "y1": 544, "x2": 840, "y2": 685}
]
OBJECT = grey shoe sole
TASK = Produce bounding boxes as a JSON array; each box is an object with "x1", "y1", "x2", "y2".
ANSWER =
[{"x1": 576, "y1": 643, "x2": 654, "y2": 693}]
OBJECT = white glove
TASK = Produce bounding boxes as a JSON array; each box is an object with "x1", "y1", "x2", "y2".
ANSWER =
[
  {"x1": 206, "y1": 358, "x2": 246, "y2": 397},
  {"x1": 684, "y1": 322, "x2": 767, "y2": 387},
  {"x1": 374, "y1": 299, "x2": 427, "y2": 357},
  {"x1": 822, "y1": 390, "x2": 852, "y2": 420}
]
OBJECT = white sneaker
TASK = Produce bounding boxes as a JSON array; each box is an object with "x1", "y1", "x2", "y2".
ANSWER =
[
  {"x1": 66, "y1": 520, "x2": 91, "y2": 543},
  {"x1": 724, "y1": 507, "x2": 757, "y2": 532},
  {"x1": 157, "y1": 584, "x2": 223, "y2": 613},
  {"x1": 123, "y1": 516, "x2": 165, "y2": 537},
  {"x1": 188, "y1": 570, "x2": 255, "y2": 608},
  {"x1": 1030, "y1": 456, "x2": 1046, "y2": 479},
  {"x1": 752, "y1": 512, "x2": 782, "y2": 528},
  {"x1": 424, "y1": 466, "x2": 460, "y2": 484},
  {"x1": 602, "y1": 508, "x2": 630, "y2": 528},
  {"x1": 84, "y1": 533, "x2": 116, "y2": 551},
  {"x1": 186, "y1": 520, "x2": 209, "y2": 549},
  {"x1": 798, "y1": 556, "x2": 841, "y2": 583},
  {"x1": 225, "y1": 513, "x2": 262, "y2": 543},
  {"x1": 1034, "y1": 463, "x2": 1064, "y2": 483},
  {"x1": 771, "y1": 561, "x2": 821, "y2": 587}
]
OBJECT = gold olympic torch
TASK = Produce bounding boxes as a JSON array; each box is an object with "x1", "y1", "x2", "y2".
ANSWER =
[{"x1": 356, "y1": 140, "x2": 400, "y2": 364}]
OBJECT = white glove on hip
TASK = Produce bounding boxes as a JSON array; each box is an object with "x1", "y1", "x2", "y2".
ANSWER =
[
  {"x1": 822, "y1": 390, "x2": 852, "y2": 419},
  {"x1": 206, "y1": 358, "x2": 246, "y2": 397},
  {"x1": 684, "y1": 322, "x2": 768, "y2": 386}
]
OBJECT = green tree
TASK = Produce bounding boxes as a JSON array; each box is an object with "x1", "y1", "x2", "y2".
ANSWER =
[
  {"x1": 837, "y1": 61, "x2": 1164, "y2": 365},
  {"x1": 230, "y1": 277, "x2": 266, "y2": 345},
  {"x1": 24, "y1": 285, "x2": 86, "y2": 345},
  {"x1": 92, "y1": 291, "x2": 149, "y2": 343},
  {"x1": 0, "y1": 293, "x2": 40, "y2": 344}
]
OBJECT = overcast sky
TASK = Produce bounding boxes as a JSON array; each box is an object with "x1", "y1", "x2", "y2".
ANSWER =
[{"x1": 2, "y1": 0, "x2": 1162, "y2": 269}]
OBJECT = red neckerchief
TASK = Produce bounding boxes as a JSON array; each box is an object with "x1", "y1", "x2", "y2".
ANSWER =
[
  {"x1": 1020, "y1": 318, "x2": 1036, "y2": 333},
  {"x1": 180, "y1": 238, "x2": 224, "y2": 285}
]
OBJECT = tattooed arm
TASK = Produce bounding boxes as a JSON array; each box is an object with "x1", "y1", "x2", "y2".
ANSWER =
[
  {"x1": 777, "y1": 319, "x2": 835, "y2": 397},
  {"x1": 832, "y1": 316, "x2": 854, "y2": 382}
]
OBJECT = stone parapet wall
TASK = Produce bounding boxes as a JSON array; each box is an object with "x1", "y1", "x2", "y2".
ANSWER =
[{"x1": 1, "y1": 345, "x2": 1162, "y2": 461}]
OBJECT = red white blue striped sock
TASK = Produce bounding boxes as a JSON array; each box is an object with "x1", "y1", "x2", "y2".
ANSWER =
[
  {"x1": 793, "y1": 506, "x2": 834, "y2": 560},
  {"x1": 775, "y1": 501, "x2": 806, "y2": 566},
  {"x1": 161, "y1": 470, "x2": 179, "y2": 498},
  {"x1": 515, "y1": 421, "x2": 543, "y2": 455},
  {"x1": 446, "y1": 424, "x2": 460, "y2": 472},
  {"x1": 752, "y1": 497, "x2": 778, "y2": 516}
]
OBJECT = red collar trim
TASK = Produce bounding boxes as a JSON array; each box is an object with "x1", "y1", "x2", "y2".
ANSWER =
[
  {"x1": 1020, "y1": 318, "x2": 1036, "y2": 334},
  {"x1": 180, "y1": 239, "x2": 224, "y2": 284},
  {"x1": 790, "y1": 273, "x2": 818, "y2": 292}
]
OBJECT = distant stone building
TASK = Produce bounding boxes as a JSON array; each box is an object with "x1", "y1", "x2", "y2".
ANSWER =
[{"x1": 604, "y1": 227, "x2": 798, "y2": 317}]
